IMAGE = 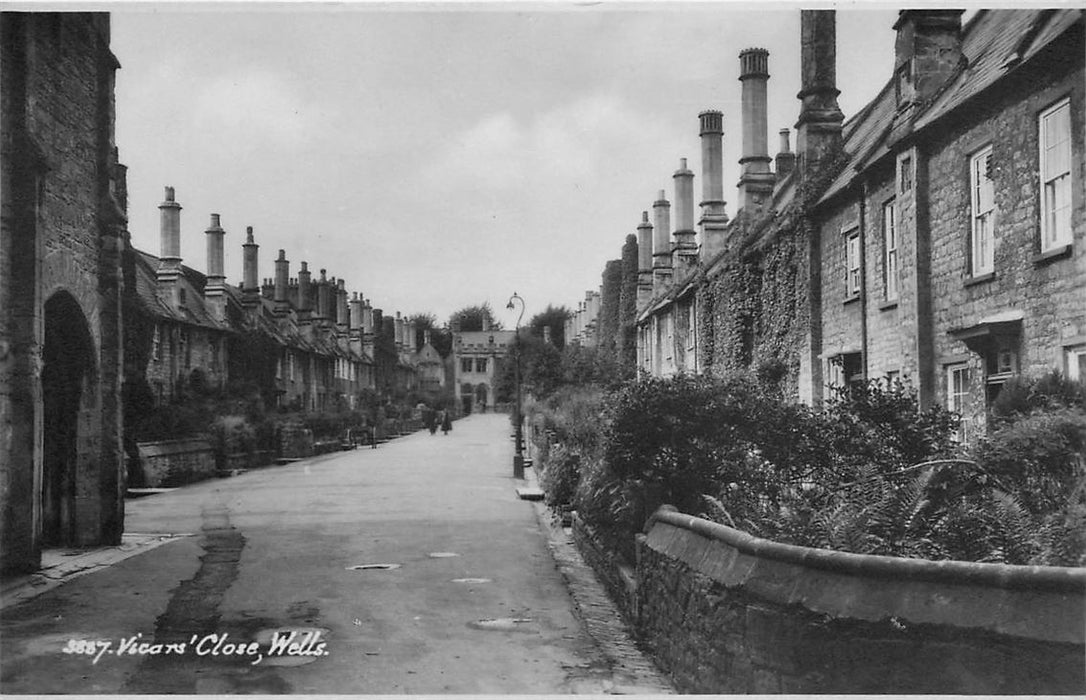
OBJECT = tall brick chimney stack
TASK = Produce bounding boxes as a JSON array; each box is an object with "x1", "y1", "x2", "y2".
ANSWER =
[
  {"x1": 636, "y1": 211, "x2": 653, "y2": 310},
  {"x1": 204, "y1": 213, "x2": 226, "y2": 320},
  {"x1": 349, "y1": 292, "x2": 363, "y2": 334},
  {"x1": 775, "y1": 128, "x2": 796, "y2": 180},
  {"x1": 157, "y1": 186, "x2": 183, "y2": 306},
  {"x1": 893, "y1": 10, "x2": 964, "y2": 110},
  {"x1": 795, "y1": 10, "x2": 845, "y2": 182},
  {"x1": 738, "y1": 48, "x2": 775, "y2": 214},
  {"x1": 482, "y1": 315, "x2": 491, "y2": 333},
  {"x1": 298, "y1": 261, "x2": 312, "y2": 324},
  {"x1": 348, "y1": 292, "x2": 363, "y2": 357},
  {"x1": 672, "y1": 157, "x2": 698, "y2": 272},
  {"x1": 406, "y1": 321, "x2": 417, "y2": 353},
  {"x1": 362, "y1": 298, "x2": 375, "y2": 357},
  {"x1": 424, "y1": 329, "x2": 433, "y2": 347},
  {"x1": 274, "y1": 249, "x2": 289, "y2": 315},
  {"x1": 698, "y1": 110, "x2": 729, "y2": 262},
  {"x1": 652, "y1": 189, "x2": 672, "y2": 294},
  {"x1": 317, "y1": 269, "x2": 331, "y2": 323},
  {"x1": 395, "y1": 312, "x2": 405, "y2": 351},
  {"x1": 336, "y1": 279, "x2": 349, "y2": 333},
  {"x1": 543, "y1": 326, "x2": 552, "y2": 345},
  {"x1": 242, "y1": 226, "x2": 260, "y2": 307}
]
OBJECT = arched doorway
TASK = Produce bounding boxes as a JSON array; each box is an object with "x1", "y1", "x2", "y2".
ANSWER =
[
  {"x1": 474, "y1": 383, "x2": 489, "y2": 413},
  {"x1": 41, "y1": 292, "x2": 95, "y2": 547}
]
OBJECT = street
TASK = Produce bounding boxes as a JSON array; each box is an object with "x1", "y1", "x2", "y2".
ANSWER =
[{"x1": 0, "y1": 414, "x2": 670, "y2": 694}]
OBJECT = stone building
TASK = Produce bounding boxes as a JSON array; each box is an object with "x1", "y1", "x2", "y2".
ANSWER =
[
  {"x1": 1, "y1": 13, "x2": 127, "y2": 572},
  {"x1": 624, "y1": 9, "x2": 1083, "y2": 440},
  {"x1": 124, "y1": 188, "x2": 383, "y2": 420},
  {"x1": 414, "y1": 329, "x2": 448, "y2": 392},
  {"x1": 451, "y1": 318, "x2": 515, "y2": 413}
]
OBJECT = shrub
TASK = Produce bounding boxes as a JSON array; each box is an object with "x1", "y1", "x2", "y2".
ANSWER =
[
  {"x1": 539, "y1": 443, "x2": 581, "y2": 507},
  {"x1": 970, "y1": 409, "x2": 1086, "y2": 514}
]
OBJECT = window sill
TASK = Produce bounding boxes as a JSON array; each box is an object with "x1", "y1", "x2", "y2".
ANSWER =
[
  {"x1": 963, "y1": 272, "x2": 995, "y2": 288},
  {"x1": 1033, "y1": 243, "x2": 1072, "y2": 266},
  {"x1": 843, "y1": 294, "x2": 861, "y2": 306},
  {"x1": 879, "y1": 299, "x2": 899, "y2": 311}
]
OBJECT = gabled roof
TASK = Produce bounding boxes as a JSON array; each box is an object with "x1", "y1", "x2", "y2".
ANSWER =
[{"x1": 819, "y1": 9, "x2": 1083, "y2": 205}]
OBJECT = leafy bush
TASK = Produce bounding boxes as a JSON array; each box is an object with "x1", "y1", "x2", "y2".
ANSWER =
[
  {"x1": 539, "y1": 369, "x2": 1085, "y2": 567},
  {"x1": 210, "y1": 415, "x2": 257, "y2": 464},
  {"x1": 970, "y1": 409, "x2": 1086, "y2": 513},
  {"x1": 539, "y1": 443, "x2": 581, "y2": 507}
]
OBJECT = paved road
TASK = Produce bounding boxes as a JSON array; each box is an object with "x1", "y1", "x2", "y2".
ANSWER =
[{"x1": 0, "y1": 414, "x2": 668, "y2": 694}]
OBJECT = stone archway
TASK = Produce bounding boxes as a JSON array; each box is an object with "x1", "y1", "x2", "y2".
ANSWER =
[{"x1": 41, "y1": 292, "x2": 96, "y2": 547}]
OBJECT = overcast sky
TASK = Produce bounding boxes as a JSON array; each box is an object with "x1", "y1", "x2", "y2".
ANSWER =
[{"x1": 110, "y1": 2, "x2": 906, "y2": 329}]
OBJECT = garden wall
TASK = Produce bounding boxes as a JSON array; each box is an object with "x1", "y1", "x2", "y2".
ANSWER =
[
  {"x1": 135, "y1": 439, "x2": 215, "y2": 487},
  {"x1": 575, "y1": 505, "x2": 1086, "y2": 694}
]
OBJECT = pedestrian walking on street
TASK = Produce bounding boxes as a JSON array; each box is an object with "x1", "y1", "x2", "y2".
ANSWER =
[
  {"x1": 424, "y1": 406, "x2": 437, "y2": 435},
  {"x1": 440, "y1": 409, "x2": 452, "y2": 435}
]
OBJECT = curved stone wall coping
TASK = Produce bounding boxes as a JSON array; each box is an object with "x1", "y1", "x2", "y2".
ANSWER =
[{"x1": 650, "y1": 505, "x2": 1086, "y2": 593}]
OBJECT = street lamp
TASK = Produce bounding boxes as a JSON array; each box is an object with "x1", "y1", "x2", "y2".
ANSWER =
[{"x1": 506, "y1": 292, "x2": 525, "y2": 479}]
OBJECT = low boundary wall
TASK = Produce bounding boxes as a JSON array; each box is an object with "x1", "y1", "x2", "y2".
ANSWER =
[
  {"x1": 574, "y1": 505, "x2": 1086, "y2": 694},
  {"x1": 135, "y1": 439, "x2": 215, "y2": 487}
]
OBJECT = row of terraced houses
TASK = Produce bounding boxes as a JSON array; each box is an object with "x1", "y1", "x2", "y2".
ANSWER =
[
  {"x1": 571, "y1": 9, "x2": 1084, "y2": 442},
  {"x1": 0, "y1": 12, "x2": 457, "y2": 572}
]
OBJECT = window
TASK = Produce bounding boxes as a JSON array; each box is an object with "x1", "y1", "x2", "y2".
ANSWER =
[
  {"x1": 461, "y1": 358, "x2": 473, "y2": 373},
  {"x1": 1066, "y1": 346, "x2": 1086, "y2": 382},
  {"x1": 475, "y1": 358, "x2": 488, "y2": 373},
  {"x1": 946, "y1": 363, "x2": 971, "y2": 442},
  {"x1": 899, "y1": 156, "x2": 913, "y2": 192},
  {"x1": 845, "y1": 231, "x2": 861, "y2": 297},
  {"x1": 970, "y1": 145, "x2": 995, "y2": 275},
  {"x1": 828, "y1": 352, "x2": 863, "y2": 396},
  {"x1": 883, "y1": 200, "x2": 899, "y2": 301},
  {"x1": 984, "y1": 339, "x2": 1019, "y2": 407},
  {"x1": 1040, "y1": 98, "x2": 1072, "y2": 251}
]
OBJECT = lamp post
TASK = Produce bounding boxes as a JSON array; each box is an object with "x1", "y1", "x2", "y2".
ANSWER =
[{"x1": 506, "y1": 292, "x2": 525, "y2": 479}]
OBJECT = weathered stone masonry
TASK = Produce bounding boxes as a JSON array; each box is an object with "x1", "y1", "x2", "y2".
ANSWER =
[
  {"x1": 1, "y1": 13, "x2": 127, "y2": 572},
  {"x1": 574, "y1": 508, "x2": 1085, "y2": 694},
  {"x1": 624, "y1": 10, "x2": 1084, "y2": 428}
]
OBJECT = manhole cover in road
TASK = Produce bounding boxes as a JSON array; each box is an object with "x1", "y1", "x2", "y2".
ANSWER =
[
  {"x1": 468, "y1": 618, "x2": 535, "y2": 632},
  {"x1": 346, "y1": 564, "x2": 401, "y2": 571},
  {"x1": 452, "y1": 578, "x2": 491, "y2": 583},
  {"x1": 251, "y1": 627, "x2": 331, "y2": 667},
  {"x1": 428, "y1": 552, "x2": 459, "y2": 558}
]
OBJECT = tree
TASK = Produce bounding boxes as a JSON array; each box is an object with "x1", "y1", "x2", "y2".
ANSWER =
[
  {"x1": 408, "y1": 312, "x2": 453, "y2": 357},
  {"x1": 449, "y1": 303, "x2": 502, "y2": 332},
  {"x1": 528, "y1": 305, "x2": 571, "y2": 349}
]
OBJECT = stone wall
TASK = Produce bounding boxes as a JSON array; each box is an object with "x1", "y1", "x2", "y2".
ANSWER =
[
  {"x1": 574, "y1": 505, "x2": 1086, "y2": 694},
  {"x1": 571, "y1": 514, "x2": 638, "y2": 625},
  {"x1": 627, "y1": 506, "x2": 1086, "y2": 694},
  {"x1": 1, "y1": 13, "x2": 125, "y2": 572},
  {"x1": 136, "y1": 438, "x2": 215, "y2": 488}
]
